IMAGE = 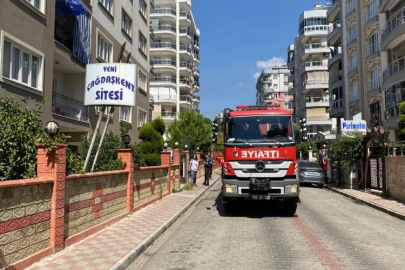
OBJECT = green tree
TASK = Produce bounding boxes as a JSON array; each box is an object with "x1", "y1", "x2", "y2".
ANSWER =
[
  {"x1": 296, "y1": 140, "x2": 318, "y2": 160},
  {"x1": 398, "y1": 101, "x2": 405, "y2": 140},
  {"x1": 293, "y1": 123, "x2": 301, "y2": 141},
  {"x1": 328, "y1": 133, "x2": 363, "y2": 169},
  {"x1": 167, "y1": 110, "x2": 212, "y2": 154},
  {"x1": 0, "y1": 95, "x2": 54, "y2": 180},
  {"x1": 138, "y1": 119, "x2": 164, "y2": 166}
]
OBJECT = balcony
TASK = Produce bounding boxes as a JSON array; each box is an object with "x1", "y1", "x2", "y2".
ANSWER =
[
  {"x1": 305, "y1": 97, "x2": 329, "y2": 108},
  {"x1": 52, "y1": 92, "x2": 89, "y2": 123},
  {"x1": 382, "y1": 56, "x2": 405, "y2": 91},
  {"x1": 299, "y1": 25, "x2": 329, "y2": 45},
  {"x1": 193, "y1": 54, "x2": 200, "y2": 66},
  {"x1": 179, "y1": 28, "x2": 192, "y2": 39},
  {"x1": 151, "y1": 76, "x2": 176, "y2": 86},
  {"x1": 381, "y1": 6, "x2": 405, "y2": 51},
  {"x1": 150, "y1": 59, "x2": 176, "y2": 70},
  {"x1": 180, "y1": 95, "x2": 193, "y2": 107},
  {"x1": 385, "y1": 105, "x2": 400, "y2": 122},
  {"x1": 180, "y1": 61, "x2": 192, "y2": 72},
  {"x1": 179, "y1": 11, "x2": 191, "y2": 21},
  {"x1": 379, "y1": 0, "x2": 401, "y2": 13},
  {"x1": 179, "y1": 78, "x2": 192, "y2": 89},
  {"x1": 179, "y1": 45, "x2": 192, "y2": 57},
  {"x1": 288, "y1": 74, "x2": 295, "y2": 82},
  {"x1": 300, "y1": 43, "x2": 329, "y2": 61},
  {"x1": 151, "y1": 8, "x2": 176, "y2": 20},
  {"x1": 327, "y1": 0, "x2": 341, "y2": 23},
  {"x1": 151, "y1": 88, "x2": 177, "y2": 105},
  {"x1": 288, "y1": 85, "x2": 295, "y2": 95},
  {"x1": 194, "y1": 69, "x2": 200, "y2": 77},
  {"x1": 328, "y1": 21, "x2": 342, "y2": 46},
  {"x1": 366, "y1": 43, "x2": 380, "y2": 63},
  {"x1": 161, "y1": 111, "x2": 177, "y2": 121},
  {"x1": 329, "y1": 47, "x2": 342, "y2": 67},
  {"x1": 151, "y1": 42, "x2": 176, "y2": 53},
  {"x1": 262, "y1": 86, "x2": 274, "y2": 95},
  {"x1": 301, "y1": 61, "x2": 328, "y2": 74},
  {"x1": 330, "y1": 99, "x2": 344, "y2": 117},
  {"x1": 151, "y1": 25, "x2": 176, "y2": 35}
]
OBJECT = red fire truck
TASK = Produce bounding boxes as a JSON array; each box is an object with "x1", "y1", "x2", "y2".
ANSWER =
[{"x1": 221, "y1": 105, "x2": 299, "y2": 214}]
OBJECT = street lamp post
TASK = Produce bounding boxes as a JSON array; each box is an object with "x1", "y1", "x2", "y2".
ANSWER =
[
  {"x1": 122, "y1": 134, "x2": 131, "y2": 148},
  {"x1": 44, "y1": 121, "x2": 60, "y2": 140}
]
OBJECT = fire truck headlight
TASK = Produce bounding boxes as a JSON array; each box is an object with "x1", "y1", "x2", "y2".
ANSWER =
[
  {"x1": 225, "y1": 184, "x2": 238, "y2": 194},
  {"x1": 285, "y1": 184, "x2": 298, "y2": 194}
]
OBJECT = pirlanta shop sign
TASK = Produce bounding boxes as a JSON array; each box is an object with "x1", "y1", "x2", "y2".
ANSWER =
[
  {"x1": 341, "y1": 120, "x2": 367, "y2": 135},
  {"x1": 84, "y1": 63, "x2": 136, "y2": 106}
]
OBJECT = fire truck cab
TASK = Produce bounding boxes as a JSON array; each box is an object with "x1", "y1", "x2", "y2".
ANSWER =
[{"x1": 221, "y1": 105, "x2": 299, "y2": 215}]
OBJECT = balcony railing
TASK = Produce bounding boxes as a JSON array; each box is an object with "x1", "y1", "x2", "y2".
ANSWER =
[
  {"x1": 179, "y1": 11, "x2": 191, "y2": 19},
  {"x1": 180, "y1": 95, "x2": 193, "y2": 104},
  {"x1": 179, "y1": 45, "x2": 192, "y2": 53},
  {"x1": 383, "y1": 56, "x2": 405, "y2": 81},
  {"x1": 55, "y1": 20, "x2": 73, "y2": 51},
  {"x1": 180, "y1": 79, "x2": 191, "y2": 86},
  {"x1": 302, "y1": 61, "x2": 328, "y2": 69},
  {"x1": 161, "y1": 111, "x2": 177, "y2": 118},
  {"x1": 151, "y1": 77, "x2": 176, "y2": 83},
  {"x1": 180, "y1": 61, "x2": 192, "y2": 69},
  {"x1": 149, "y1": 94, "x2": 154, "y2": 103},
  {"x1": 151, "y1": 42, "x2": 176, "y2": 49},
  {"x1": 381, "y1": 6, "x2": 405, "y2": 41},
  {"x1": 152, "y1": 93, "x2": 177, "y2": 101},
  {"x1": 179, "y1": 28, "x2": 192, "y2": 37},
  {"x1": 150, "y1": 59, "x2": 176, "y2": 66},
  {"x1": 300, "y1": 25, "x2": 329, "y2": 36},
  {"x1": 151, "y1": 25, "x2": 176, "y2": 33},
  {"x1": 193, "y1": 94, "x2": 200, "y2": 100},
  {"x1": 194, "y1": 81, "x2": 200, "y2": 87},
  {"x1": 302, "y1": 43, "x2": 327, "y2": 52},
  {"x1": 328, "y1": 21, "x2": 341, "y2": 34},
  {"x1": 367, "y1": 43, "x2": 380, "y2": 57},
  {"x1": 332, "y1": 99, "x2": 344, "y2": 109},
  {"x1": 194, "y1": 54, "x2": 200, "y2": 60},
  {"x1": 385, "y1": 105, "x2": 400, "y2": 119},
  {"x1": 368, "y1": 79, "x2": 381, "y2": 92},
  {"x1": 306, "y1": 97, "x2": 329, "y2": 103},
  {"x1": 365, "y1": 6, "x2": 378, "y2": 23},
  {"x1": 152, "y1": 8, "x2": 176, "y2": 15},
  {"x1": 194, "y1": 69, "x2": 200, "y2": 75},
  {"x1": 52, "y1": 92, "x2": 89, "y2": 123}
]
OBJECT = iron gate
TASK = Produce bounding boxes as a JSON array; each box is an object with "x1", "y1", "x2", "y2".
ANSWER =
[{"x1": 367, "y1": 156, "x2": 386, "y2": 190}]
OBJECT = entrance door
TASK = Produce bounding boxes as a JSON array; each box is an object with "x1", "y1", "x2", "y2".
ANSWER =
[{"x1": 367, "y1": 156, "x2": 385, "y2": 190}]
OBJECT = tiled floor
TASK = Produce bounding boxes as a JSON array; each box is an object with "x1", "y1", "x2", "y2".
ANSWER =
[{"x1": 27, "y1": 174, "x2": 217, "y2": 270}]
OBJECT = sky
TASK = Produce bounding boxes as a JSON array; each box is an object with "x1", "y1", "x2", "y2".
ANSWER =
[{"x1": 192, "y1": 0, "x2": 321, "y2": 120}]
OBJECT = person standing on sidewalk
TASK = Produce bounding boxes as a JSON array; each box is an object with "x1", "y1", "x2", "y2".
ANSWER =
[
  {"x1": 204, "y1": 153, "x2": 212, "y2": 186},
  {"x1": 322, "y1": 155, "x2": 329, "y2": 184},
  {"x1": 189, "y1": 154, "x2": 199, "y2": 186}
]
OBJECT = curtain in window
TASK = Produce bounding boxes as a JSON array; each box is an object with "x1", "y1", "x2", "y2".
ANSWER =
[{"x1": 73, "y1": 12, "x2": 91, "y2": 65}]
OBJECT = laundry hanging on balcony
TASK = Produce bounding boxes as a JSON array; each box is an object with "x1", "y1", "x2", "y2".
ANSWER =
[
  {"x1": 73, "y1": 12, "x2": 91, "y2": 65},
  {"x1": 55, "y1": 0, "x2": 87, "y2": 16}
]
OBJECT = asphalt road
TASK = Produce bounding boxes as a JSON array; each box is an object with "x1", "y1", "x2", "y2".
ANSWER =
[{"x1": 129, "y1": 181, "x2": 405, "y2": 270}]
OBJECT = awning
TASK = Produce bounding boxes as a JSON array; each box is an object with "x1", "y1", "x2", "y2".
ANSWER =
[{"x1": 55, "y1": 0, "x2": 87, "y2": 16}]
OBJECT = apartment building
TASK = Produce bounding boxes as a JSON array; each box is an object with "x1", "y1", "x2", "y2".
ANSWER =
[
  {"x1": 288, "y1": 3, "x2": 336, "y2": 143},
  {"x1": 149, "y1": 0, "x2": 201, "y2": 128},
  {"x1": 0, "y1": 0, "x2": 153, "y2": 147},
  {"x1": 255, "y1": 65, "x2": 293, "y2": 113}
]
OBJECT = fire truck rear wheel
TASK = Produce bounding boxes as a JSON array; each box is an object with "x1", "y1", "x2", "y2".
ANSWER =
[{"x1": 284, "y1": 200, "x2": 297, "y2": 216}]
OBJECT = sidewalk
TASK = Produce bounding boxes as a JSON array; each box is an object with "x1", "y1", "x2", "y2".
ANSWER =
[
  {"x1": 27, "y1": 171, "x2": 221, "y2": 270},
  {"x1": 325, "y1": 185, "x2": 405, "y2": 221}
]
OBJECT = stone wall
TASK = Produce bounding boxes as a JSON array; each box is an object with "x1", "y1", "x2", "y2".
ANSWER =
[
  {"x1": 386, "y1": 157, "x2": 405, "y2": 201},
  {"x1": 169, "y1": 165, "x2": 180, "y2": 191},
  {"x1": 64, "y1": 171, "x2": 128, "y2": 240},
  {"x1": 0, "y1": 179, "x2": 53, "y2": 268},
  {"x1": 133, "y1": 167, "x2": 169, "y2": 209}
]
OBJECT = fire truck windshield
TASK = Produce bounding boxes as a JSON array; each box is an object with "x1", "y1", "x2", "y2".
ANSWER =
[{"x1": 226, "y1": 115, "x2": 294, "y2": 144}]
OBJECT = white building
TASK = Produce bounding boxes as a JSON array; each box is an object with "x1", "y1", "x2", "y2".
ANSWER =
[
  {"x1": 149, "y1": 0, "x2": 201, "y2": 127},
  {"x1": 255, "y1": 65, "x2": 293, "y2": 112},
  {"x1": 289, "y1": 3, "x2": 337, "y2": 142}
]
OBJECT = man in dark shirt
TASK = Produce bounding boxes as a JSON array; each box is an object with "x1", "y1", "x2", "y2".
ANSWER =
[{"x1": 204, "y1": 153, "x2": 212, "y2": 186}]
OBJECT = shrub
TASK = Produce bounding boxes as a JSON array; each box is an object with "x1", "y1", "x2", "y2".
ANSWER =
[
  {"x1": 398, "y1": 101, "x2": 405, "y2": 140},
  {"x1": 150, "y1": 118, "x2": 165, "y2": 135},
  {"x1": 296, "y1": 140, "x2": 318, "y2": 160},
  {"x1": 138, "y1": 121, "x2": 164, "y2": 166},
  {"x1": 328, "y1": 133, "x2": 363, "y2": 169}
]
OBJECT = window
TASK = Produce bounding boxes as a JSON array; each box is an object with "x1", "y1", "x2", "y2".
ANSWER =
[
  {"x1": 138, "y1": 108, "x2": 147, "y2": 128},
  {"x1": 2, "y1": 39, "x2": 42, "y2": 90},
  {"x1": 348, "y1": 53, "x2": 357, "y2": 72},
  {"x1": 346, "y1": 0, "x2": 355, "y2": 14},
  {"x1": 367, "y1": 32, "x2": 379, "y2": 56},
  {"x1": 370, "y1": 102, "x2": 381, "y2": 122},
  {"x1": 365, "y1": 0, "x2": 378, "y2": 22},
  {"x1": 273, "y1": 84, "x2": 278, "y2": 89},
  {"x1": 122, "y1": 10, "x2": 132, "y2": 37},
  {"x1": 273, "y1": 75, "x2": 278, "y2": 79},
  {"x1": 139, "y1": 32, "x2": 147, "y2": 55},
  {"x1": 139, "y1": 0, "x2": 147, "y2": 19},
  {"x1": 139, "y1": 70, "x2": 147, "y2": 90},
  {"x1": 97, "y1": 34, "x2": 112, "y2": 62},
  {"x1": 368, "y1": 67, "x2": 380, "y2": 91},
  {"x1": 347, "y1": 24, "x2": 356, "y2": 43},
  {"x1": 120, "y1": 107, "x2": 131, "y2": 123},
  {"x1": 24, "y1": 0, "x2": 46, "y2": 13},
  {"x1": 100, "y1": 0, "x2": 113, "y2": 14},
  {"x1": 350, "y1": 82, "x2": 358, "y2": 102},
  {"x1": 96, "y1": 106, "x2": 113, "y2": 115}
]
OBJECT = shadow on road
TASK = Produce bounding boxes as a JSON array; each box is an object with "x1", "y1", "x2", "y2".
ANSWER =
[{"x1": 213, "y1": 193, "x2": 298, "y2": 219}]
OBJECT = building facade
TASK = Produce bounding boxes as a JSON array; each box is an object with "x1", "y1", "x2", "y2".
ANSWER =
[
  {"x1": 255, "y1": 65, "x2": 293, "y2": 112},
  {"x1": 149, "y1": 0, "x2": 201, "y2": 128},
  {"x1": 288, "y1": 3, "x2": 337, "y2": 143},
  {"x1": 0, "y1": 0, "x2": 153, "y2": 149}
]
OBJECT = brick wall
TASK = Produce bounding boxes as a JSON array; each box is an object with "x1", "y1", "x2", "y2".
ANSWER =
[
  {"x1": 0, "y1": 179, "x2": 53, "y2": 268},
  {"x1": 386, "y1": 157, "x2": 405, "y2": 201},
  {"x1": 64, "y1": 171, "x2": 128, "y2": 240}
]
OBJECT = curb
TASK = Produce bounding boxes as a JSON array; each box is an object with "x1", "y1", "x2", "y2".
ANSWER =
[
  {"x1": 324, "y1": 186, "x2": 405, "y2": 222},
  {"x1": 110, "y1": 173, "x2": 221, "y2": 270}
]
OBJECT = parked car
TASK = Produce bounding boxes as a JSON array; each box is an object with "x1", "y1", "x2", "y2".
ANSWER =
[{"x1": 297, "y1": 160, "x2": 325, "y2": 188}]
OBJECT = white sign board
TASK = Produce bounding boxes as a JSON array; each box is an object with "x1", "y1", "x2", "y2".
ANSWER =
[
  {"x1": 84, "y1": 63, "x2": 136, "y2": 106},
  {"x1": 341, "y1": 120, "x2": 367, "y2": 135}
]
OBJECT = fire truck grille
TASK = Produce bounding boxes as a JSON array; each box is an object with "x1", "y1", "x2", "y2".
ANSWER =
[{"x1": 229, "y1": 160, "x2": 285, "y2": 165}]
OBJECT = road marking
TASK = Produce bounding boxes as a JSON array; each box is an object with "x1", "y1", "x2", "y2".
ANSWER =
[{"x1": 292, "y1": 216, "x2": 342, "y2": 270}]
